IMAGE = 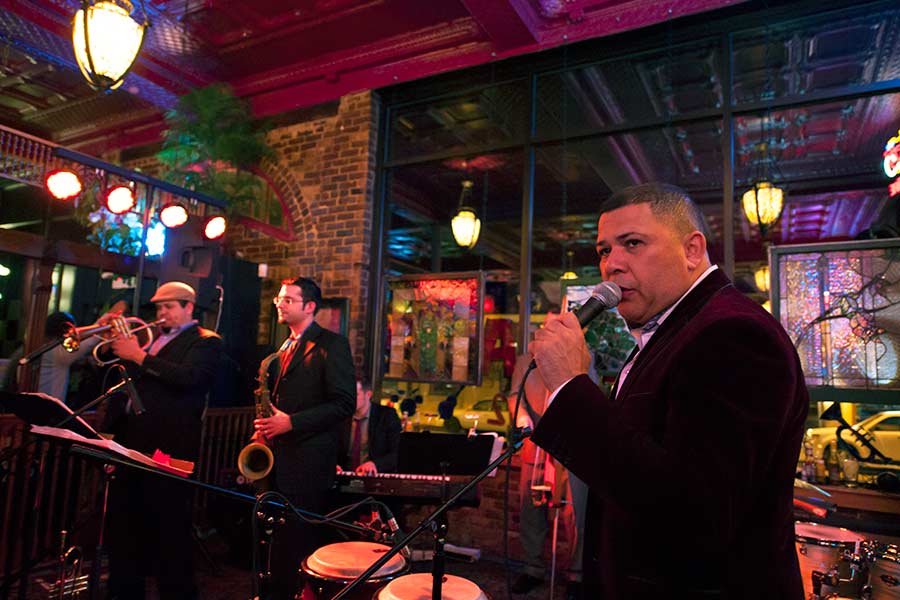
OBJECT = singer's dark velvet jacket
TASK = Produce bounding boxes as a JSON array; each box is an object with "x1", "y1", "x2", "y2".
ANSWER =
[
  {"x1": 105, "y1": 323, "x2": 222, "y2": 462},
  {"x1": 532, "y1": 268, "x2": 808, "y2": 600}
]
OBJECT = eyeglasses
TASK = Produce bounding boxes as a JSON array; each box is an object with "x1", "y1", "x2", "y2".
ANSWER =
[{"x1": 273, "y1": 296, "x2": 305, "y2": 306}]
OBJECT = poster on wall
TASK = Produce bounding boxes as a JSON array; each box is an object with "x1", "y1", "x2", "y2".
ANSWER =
[{"x1": 384, "y1": 272, "x2": 484, "y2": 386}]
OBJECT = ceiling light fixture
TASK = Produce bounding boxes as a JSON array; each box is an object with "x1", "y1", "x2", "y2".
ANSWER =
[{"x1": 73, "y1": 0, "x2": 149, "y2": 91}]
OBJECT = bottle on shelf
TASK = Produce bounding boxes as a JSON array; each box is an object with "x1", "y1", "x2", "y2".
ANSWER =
[{"x1": 825, "y1": 439, "x2": 841, "y2": 483}]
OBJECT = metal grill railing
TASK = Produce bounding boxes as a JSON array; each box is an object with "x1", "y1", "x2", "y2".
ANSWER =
[
  {"x1": 0, "y1": 407, "x2": 254, "y2": 588},
  {"x1": 0, "y1": 125, "x2": 65, "y2": 187}
]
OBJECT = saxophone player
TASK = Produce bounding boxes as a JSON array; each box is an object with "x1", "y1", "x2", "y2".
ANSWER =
[{"x1": 255, "y1": 276, "x2": 355, "y2": 600}]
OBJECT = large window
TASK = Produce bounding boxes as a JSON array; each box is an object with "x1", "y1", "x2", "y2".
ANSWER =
[{"x1": 375, "y1": 0, "x2": 900, "y2": 428}]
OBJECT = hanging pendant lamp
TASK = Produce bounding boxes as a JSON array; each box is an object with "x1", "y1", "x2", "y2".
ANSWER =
[
  {"x1": 451, "y1": 180, "x2": 481, "y2": 249},
  {"x1": 73, "y1": 0, "x2": 149, "y2": 91}
]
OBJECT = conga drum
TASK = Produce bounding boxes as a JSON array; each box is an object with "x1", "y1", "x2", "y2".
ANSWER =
[
  {"x1": 374, "y1": 573, "x2": 490, "y2": 600},
  {"x1": 299, "y1": 541, "x2": 409, "y2": 600}
]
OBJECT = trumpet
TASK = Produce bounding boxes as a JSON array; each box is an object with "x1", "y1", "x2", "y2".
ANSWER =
[{"x1": 63, "y1": 317, "x2": 164, "y2": 366}]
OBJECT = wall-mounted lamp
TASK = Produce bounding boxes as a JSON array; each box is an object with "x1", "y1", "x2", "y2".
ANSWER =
[{"x1": 73, "y1": 0, "x2": 149, "y2": 91}]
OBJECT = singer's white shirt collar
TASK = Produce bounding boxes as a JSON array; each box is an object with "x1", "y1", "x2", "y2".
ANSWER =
[
  {"x1": 629, "y1": 264, "x2": 718, "y2": 351},
  {"x1": 547, "y1": 264, "x2": 718, "y2": 405}
]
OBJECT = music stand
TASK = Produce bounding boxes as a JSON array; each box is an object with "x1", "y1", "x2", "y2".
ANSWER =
[
  {"x1": 0, "y1": 391, "x2": 101, "y2": 439},
  {"x1": 398, "y1": 432, "x2": 494, "y2": 476}
]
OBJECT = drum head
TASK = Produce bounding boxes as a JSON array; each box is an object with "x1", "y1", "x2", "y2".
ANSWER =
[
  {"x1": 306, "y1": 542, "x2": 407, "y2": 579},
  {"x1": 795, "y1": 521, "x2": 864, "y2": 545},
  {"x1": 378, "y1": 573, "x2": 487, "y2": 600}
]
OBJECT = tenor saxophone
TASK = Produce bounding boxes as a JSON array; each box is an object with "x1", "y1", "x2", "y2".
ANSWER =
[{"x1": 237, "y1": 351, "x2": 280, "y2": 481}]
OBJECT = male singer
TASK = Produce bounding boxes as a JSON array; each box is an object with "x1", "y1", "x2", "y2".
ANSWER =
[
  {"x1": 254, "y1": 276, "x2": 355, "y2": 600},
  {"x1": 529, "y1": 183, "x2": 808, "y2": 599},
  {"x1": 103, "y1": 281, "x2": 223, "y2": 600}
]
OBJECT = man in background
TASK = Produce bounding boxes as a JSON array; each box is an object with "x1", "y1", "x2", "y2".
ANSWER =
[{"x1": 339, "y1": 377, "x2": 402, "y2": 475}]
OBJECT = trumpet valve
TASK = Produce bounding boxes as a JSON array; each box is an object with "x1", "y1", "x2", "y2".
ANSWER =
[{"x1": 62, "y1": 337, "x2": 80, "y2": 352}]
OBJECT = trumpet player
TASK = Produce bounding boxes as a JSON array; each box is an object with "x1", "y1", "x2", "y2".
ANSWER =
[
  {"x1": 35, "y1": 303, "x2": 127, "y2": 403},
  {"x1": 102, "y1": 281, "x2": 223, "y2": 600},
  {"x1": 255, "y1": 276, "x2": 354, "y2": 600}
]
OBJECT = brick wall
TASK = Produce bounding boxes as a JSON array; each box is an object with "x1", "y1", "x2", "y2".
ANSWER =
[{"x1": 230, "y1": 91, "x2": 380, "y2": 371}]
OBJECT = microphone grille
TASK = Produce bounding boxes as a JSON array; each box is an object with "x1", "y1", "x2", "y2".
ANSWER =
[{"x1": 593, "y1": 281, "x2": 622, "y2": 306}]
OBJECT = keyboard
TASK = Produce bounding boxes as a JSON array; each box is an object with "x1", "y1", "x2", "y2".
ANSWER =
[{"x1": 334, "y1": 471, "x2": 480, "y2": 507}]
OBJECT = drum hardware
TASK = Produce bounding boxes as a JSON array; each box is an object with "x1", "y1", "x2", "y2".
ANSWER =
[
  {"x1": 237, "y1": 351, "x2": 279, "y2": 482},
  {"x1": 795, "y1": 522, "x2": 867, "y2": 599},
  {"x1": 864, "y1": 542, "x2": 900, "y2": 600}
]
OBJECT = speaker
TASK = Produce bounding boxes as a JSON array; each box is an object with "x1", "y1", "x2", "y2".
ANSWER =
[{"x1": 159, "y1": 220, "x2": 222, "y2": 310}]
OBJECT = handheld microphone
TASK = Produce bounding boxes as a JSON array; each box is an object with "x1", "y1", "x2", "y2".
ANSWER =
[
  {"x1": 119, "y1": 365, "x2": 146, "y2": 416},
  {"x1": 572, "y1": 281, "x2": 622, "y2": 327},
  {"x1": 382, "y1": 506, "x2": 410, "y2": 560},
  {"x1": 528, "y1": 281, "x2": 622, "y2": 370}
]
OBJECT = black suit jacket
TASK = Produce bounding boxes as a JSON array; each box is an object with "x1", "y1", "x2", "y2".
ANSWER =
[
  {"x1": 270, "y1": 321, "x2": 355, "y2": 500},
  {"x1": 533, "y1": 269, "x2": 808, "y2": 600},
  {"x1": 338, "y1": 402, "x2": 402, "y2": 473},
  {"x1": 106, "y1": 323, "x2": 223, "y2": 463}
]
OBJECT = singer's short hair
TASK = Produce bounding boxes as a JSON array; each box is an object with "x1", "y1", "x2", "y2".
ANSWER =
[
  {"x1": 282, "y1": 276, "x2": 322, "y2": 314},
  {"x1": 600, "y1": 183, "x2": 711, "y2": 240}
]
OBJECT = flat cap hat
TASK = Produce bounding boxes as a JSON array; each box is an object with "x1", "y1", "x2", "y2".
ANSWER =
[{"x1": 150, "y1": 281, "x2": 196, "y2": 304}]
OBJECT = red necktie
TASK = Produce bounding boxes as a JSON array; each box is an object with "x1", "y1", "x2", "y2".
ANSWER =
[
  {"x1": 350, "y1": 419, "x2": 363, "y2": 469},
  {"x1": 279, "y1": 338, "x2": 299, "y2": 378}
]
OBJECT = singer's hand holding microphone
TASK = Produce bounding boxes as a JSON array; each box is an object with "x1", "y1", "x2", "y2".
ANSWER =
[{"x1": 530, "y1": 281, "x2": 622, "y2": 392}]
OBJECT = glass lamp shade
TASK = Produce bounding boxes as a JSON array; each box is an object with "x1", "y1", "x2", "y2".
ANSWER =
[
  {"x1": 754, "y1": 265, "x2": 770, "y2": 293},
  {"x1": 451, "y1": 208, "x2": 481, "y2": 249},
  {"x1": 560, "y1": 271, "x2": 578, "y2": 280},
  {"x1": 741, "y1": 181, "x2": 784, "y2": 227},
  {"x1": 73, "y1": 1, "x2": 146, "y2": 90}
]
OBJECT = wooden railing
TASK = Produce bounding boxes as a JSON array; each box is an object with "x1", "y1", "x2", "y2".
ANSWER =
[{"x1": 0, "y1": 407, "x2": 254, "y2": 587}]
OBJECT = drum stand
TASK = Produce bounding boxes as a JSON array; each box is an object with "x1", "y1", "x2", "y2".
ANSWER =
[{"x1": 331, "y1": 427, "x2": 532, "y2": 600}]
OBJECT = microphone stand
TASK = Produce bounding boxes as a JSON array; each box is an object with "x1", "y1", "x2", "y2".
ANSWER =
[
  {"x1": 331, "y1": 427, "x2": 532, "y2": 600},
  {"x1": 17, "y1": 335, "x2": 67, "y2": 366},
  {"x1": 66, "y1": 446, "x2": 374, "y2": 600}
]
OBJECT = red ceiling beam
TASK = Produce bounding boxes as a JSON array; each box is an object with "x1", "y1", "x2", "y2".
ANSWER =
[{"x1": 458, "y1": 0, "x2": 538, "y2": 49}]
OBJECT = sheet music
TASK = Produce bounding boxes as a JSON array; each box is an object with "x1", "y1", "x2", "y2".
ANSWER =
[{"x1": 30, "y1": 425, "x2": 192, "y2": 477}]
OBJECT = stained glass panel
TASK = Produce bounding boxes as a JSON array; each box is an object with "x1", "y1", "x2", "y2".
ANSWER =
[{"x1": 775, "y1": 241, "x2": 900, "y2": 390}]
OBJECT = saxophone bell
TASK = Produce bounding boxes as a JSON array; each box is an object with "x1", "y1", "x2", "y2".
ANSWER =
[{"x1": 237, "y1": 352, "x2": 279, "y2": 483}]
